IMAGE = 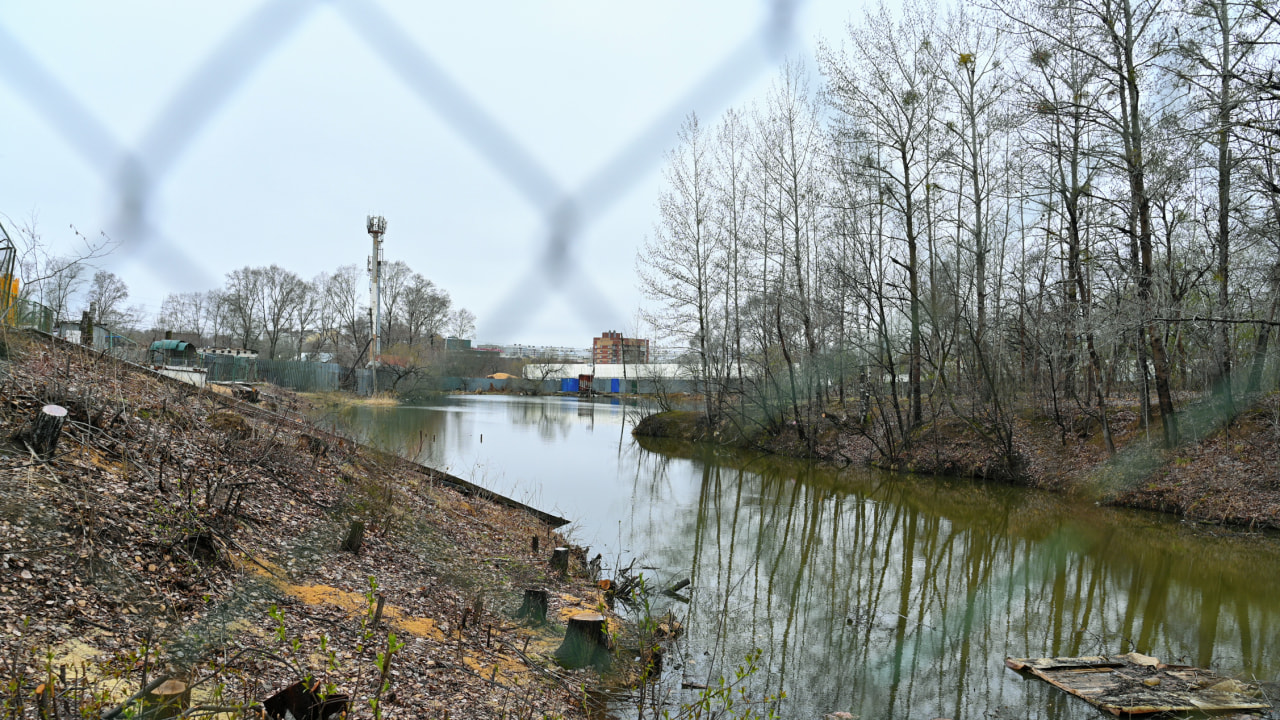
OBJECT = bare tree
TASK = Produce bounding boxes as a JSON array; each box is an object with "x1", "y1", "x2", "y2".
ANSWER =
[
  {"x1": 222, "y1": 267, "x2": 264, "y2": 350},
  {"x1": 1173, "y1": 0, "x2": 1272, "y2": 408},
  {"x1": 822, "y1": 0, "x2": 945, "y2": 429},
  {"x1": 157, "y1": 291, "x2": 209, "y2": 339},
  {"x1": 447, "y1": 308, "x2": 476, "y2": 340},
  {"x1": 85, "y1": 270, "x2": 131, "y2": 329},
  {"x1": 379, "y1": 260, "x2": 413, "y2": 345},
  {"x1": 324, "y1": 264, "x2": 370, "y2": 364},
  {"x1": 294, "y1": 277, "x2": 324, "y2": 359},
  {"x1": 402, "y1": 273, "x2": 452, "y2": 346},
  {"x1": 4, "y1": 218, "x2": 116, "y2": 311},
  {"x1": 638, "y1": 112, "x2": 720, "y2": 418},
  {"x1": 38, "y1": 255, "x2": 85, "y2": 325},
  {"x1": 257, "y1": 264, "x2": 306, "y2": 359}
]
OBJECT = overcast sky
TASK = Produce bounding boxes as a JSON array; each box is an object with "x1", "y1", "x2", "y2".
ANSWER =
[{"x1": 1, "y1": 1, "x2": 859, "y2": 348}]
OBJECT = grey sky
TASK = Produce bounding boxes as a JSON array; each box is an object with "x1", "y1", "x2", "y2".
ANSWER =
[{"x1": 1, "y1": 1, "x2": 855, "y2": 348}]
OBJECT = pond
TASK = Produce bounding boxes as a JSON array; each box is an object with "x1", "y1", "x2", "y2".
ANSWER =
[{"x1": 321, "y1": 394, "x2": 1280, "y2": 719}]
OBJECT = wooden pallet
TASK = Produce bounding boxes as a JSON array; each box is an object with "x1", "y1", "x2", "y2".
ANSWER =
[{"x1": 1006, "y1": 653, "x2": 1271, "y2": 716}]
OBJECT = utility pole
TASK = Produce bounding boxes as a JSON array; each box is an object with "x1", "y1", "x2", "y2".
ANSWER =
[{"x1": 367, "y1": 215, "x2": 387, "y2": 395}]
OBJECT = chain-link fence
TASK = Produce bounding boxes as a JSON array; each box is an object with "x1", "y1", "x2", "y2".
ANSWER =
[
  {"x1": 0, "y1": 1, "x2": 804, "y2": 343},
  {"x1": 0, "y1": 4, "x2": 823, "y2": 716}
]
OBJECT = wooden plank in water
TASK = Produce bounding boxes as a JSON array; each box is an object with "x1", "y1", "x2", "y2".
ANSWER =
[{"x1": 1006, "y1": 653, "x2": 1270, "y2": 716}]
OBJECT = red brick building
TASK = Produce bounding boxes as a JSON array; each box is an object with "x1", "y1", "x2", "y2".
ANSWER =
[{"x1": 592, "y1": 330, "x2": 649, "y2": 364}]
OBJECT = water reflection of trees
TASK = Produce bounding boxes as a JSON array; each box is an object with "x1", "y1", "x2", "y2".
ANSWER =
[
  {"x1": 628, "y1": 448, "x2": 1280, "y2": 720},
  {"x1": 320, "y1": 405, "x2": 456, "y2": 466},
  {"x1": 326, "y1": 398, "x2": 632, "y2": 458}
]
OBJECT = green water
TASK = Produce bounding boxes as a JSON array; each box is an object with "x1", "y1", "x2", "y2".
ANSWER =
[{"x1": 322, "y1": 395, "x2": 1280, "y2": 719}]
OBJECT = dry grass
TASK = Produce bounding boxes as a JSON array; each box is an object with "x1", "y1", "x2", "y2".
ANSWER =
[{"x1": 303, "y1": 391, "x2": 400, "y2": 408}]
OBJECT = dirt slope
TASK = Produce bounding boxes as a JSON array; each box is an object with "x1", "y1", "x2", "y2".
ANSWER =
[{"x1": 0, "y1": 333, "x2": 607, "y2": 719}]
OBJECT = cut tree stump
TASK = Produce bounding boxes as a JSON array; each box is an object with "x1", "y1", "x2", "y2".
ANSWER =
[
  {"x1": 262, "y1": 680, "x2": 350, "y2": 720},
  {"x1": 550, "y1": 547, "x2": 570, "y2": 573},
  {"x1": 15, "y1": 405, "x2": 67, "y2": 459},
  {"x1": 140, "y1": 678, "x2": 190, "y2": 719},
  {"x1": 517, "y1": 588, "x2": 549, "y2": 624},
  {"x1": 35, "y1": 682, "x2": 54, "y2": 720},
  {"x1": 555, "y1": 611, "x2": 611, "y2": 669},
  {"x1": 341, "y1": 520, "x2": 365, "y2": 553}
]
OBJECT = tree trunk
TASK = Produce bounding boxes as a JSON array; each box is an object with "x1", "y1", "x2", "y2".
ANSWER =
[
  {"x1": 341, "y1": 521, "x2": 365, "y2": 553},
  {"x1": 1213, "y1": 0, "x2": 1234, "y2": 411},
  {"x1": 555, "y1": 612, "x2": 611, "y2": 669},
  {"x1": 550, "y1": 547, "x2": 570, "y2": 573},
  {"x1": 263, "y1": 680, "x2": 350, "y2": 720},
  {"x1": 517, "y1": 588, "x2": 549, "y2": 624},
  {"x1": 15, "y1": 405, "x2": 67, "y2": 459},
  {"x1": 140, "y1": 678, "x2": 189, "y2": 719},
  {"x1": 1247, "y1": 293, "x2": 1278, "y2": 393}
]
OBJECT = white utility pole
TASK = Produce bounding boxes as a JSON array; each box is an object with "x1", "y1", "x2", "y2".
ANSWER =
[{"x1": 366, "y1": 215, "x2": 387, "y2": 394}]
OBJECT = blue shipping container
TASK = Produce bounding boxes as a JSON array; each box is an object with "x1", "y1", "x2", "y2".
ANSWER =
[
  {"x1": 611, "y1": 378, "x2": 620, "y2": 393},
  {"x1": 561, "y1": 378, "x2": 579, "y2": 392}
]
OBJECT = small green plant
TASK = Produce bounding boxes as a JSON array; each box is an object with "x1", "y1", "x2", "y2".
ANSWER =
[
  {"x1": 664, "y1": 649, "x2": 785, "y2": 720},
  {"x1": 370, "y1": 631, "x2": 404, "y2": 719}
]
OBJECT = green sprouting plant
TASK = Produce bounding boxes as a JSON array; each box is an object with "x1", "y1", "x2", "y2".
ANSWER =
[
  {"x1": 268, "y1": 604, "x2": 287, "y2": 643},
  {"x1": 370, "y1": 631, "x2": 404, "y2": 720},
  {"x1": 664, "y1": 648, "x2": 785, "y2": 720},
  {"x1": 358, "y1": 576, "x2": 381, "y2": 649}
]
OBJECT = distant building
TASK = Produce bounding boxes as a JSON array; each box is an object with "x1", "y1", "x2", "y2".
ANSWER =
[
  {"x1": 150, "y1": 339, "x2": 198, "y2": 366},
  {"x1": 522, "y1": 362, "x2": 692, "y2": 380},
  {"x1": 55, "y1": 321, "x2": 135, "y2": 352},
  {"x1": 488, "y1": 343, "x2": 589, "y2": 361},
  {"x1": 199, "y1": 347, "x2": 259, "y2": 360},
  {"x1": 593, "y1": 330, "x2": 649, "y2": 365},
  {"x1": 426, "y1": 334, "x2": 474, "y2": 351},
  {"x1": 649, "y1": 346, "x2": 686, "y2": 363}
]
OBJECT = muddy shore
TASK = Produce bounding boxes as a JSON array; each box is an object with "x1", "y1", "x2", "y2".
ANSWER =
[{"x1": 634, "y1": 392, "x2": 1280, "y2": 529}]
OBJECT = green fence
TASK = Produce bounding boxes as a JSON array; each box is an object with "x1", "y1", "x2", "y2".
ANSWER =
[
  {"x1": 2, "y1": 296, "x2": 55, "y2": 333},
  {"x1": 202, "y1": 355, "x2": 344, "y2": 393}
]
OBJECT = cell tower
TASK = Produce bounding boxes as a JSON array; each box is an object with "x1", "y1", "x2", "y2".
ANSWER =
[{"x1": 366, "y1": 215, "x2": 387, "y2": 392}]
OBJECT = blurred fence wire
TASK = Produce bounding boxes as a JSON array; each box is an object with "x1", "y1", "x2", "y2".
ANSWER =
[
  {"x1": 0, "y1": 0, "x2": 804, "y2": 337},
  {"x1": 0, "y1": 3, "x2": 805, "y2": 708}
]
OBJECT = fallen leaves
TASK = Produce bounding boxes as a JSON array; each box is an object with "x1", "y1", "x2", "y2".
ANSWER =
[{"x1": 0, "y1": 334, "x2": 601, "y2": 718}]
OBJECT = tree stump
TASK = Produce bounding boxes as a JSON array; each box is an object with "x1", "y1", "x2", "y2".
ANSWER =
[
  {"x1": 550, "y1": 547, "x2": 570, "y2": 573},
  {"x1": 35, "y1": 682, "x2": 55, "y2": 720},
  {"x1": 517, "y1": 588, "x2": 549, "y2": 624},
  {"x1": 555, "y1": 612, "x2": 611, "y2": 669},
  {"x1": 16, "y1": 405, "x2": 67, "y2": 459},
  {"x1": 140, "y1": 678, "x2": 190, "y2": 719},
  {"x1": 341, "y1": 520, "x2": 365, "y2": 553},
  {"x1": 263, "y1": 680, "x2": 349, "y2": 720}
]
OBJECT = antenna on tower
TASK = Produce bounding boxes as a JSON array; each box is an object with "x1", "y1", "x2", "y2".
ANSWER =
[{"x1": 367, "y1": 215, "x2": 387, "y2": 394}]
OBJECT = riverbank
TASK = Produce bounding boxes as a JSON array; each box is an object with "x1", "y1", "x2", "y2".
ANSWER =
[
  {"x1": 0, "y1": 332, "x2": 612, "y2": 719},
  {"x1": 304, "y1": 390, "x2": 403, "y2": 408},
  {"x1": 634, "y1": 391, "x2": 1280, "y2": 529}
]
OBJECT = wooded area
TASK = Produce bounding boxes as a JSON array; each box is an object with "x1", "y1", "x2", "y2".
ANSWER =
[
  {"x1": 639, "y1": 0, "x2": 1280, "y2": 460},
  {"x1": 8, "y1": 222, "x2": 478, "y2": 368},
  {"x1": 154, "y1": 261, "x2": 476, "y2": 365}
]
